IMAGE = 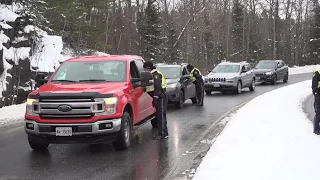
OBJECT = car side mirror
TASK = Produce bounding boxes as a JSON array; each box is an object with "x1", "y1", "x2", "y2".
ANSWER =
[
  {"x1": 241, "y1": 69, "x2": 247, "y2": 73},
  {"x1": 35, "y1": 73, "x2": 48, "y2": 86},
  {"x1": 140, "y1": 71, "x2": 153, "y2": 87}
]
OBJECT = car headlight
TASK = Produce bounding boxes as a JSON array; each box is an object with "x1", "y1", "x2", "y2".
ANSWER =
[
  {"x1": 265, "y1": 72, "x2": 273, "y2": 75},
  {"x1": 167, "y1": 83, "x2": 177, "y2": 88},
  {"x1": 95, "y1": 97, "x2": 118, "y2": 115},
  {"x1": 226, "y1": 76, "x2": 236, "y2": 80},
  {"x1": 26, "y1": 98, "x2": 39, "y2": 116},
  {"x1": 226, "y1": 76, "x2": 236, "y2": 83}
]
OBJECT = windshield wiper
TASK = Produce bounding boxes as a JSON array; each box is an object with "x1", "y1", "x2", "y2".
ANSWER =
[
  {"x1": 51, "y1": 79, "x2": 78, "y2": 83},
  {"x1": 78, "y1": 79, "x2": 108, "y2": 82}
]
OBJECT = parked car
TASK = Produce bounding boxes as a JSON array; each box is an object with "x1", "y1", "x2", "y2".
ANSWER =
[
  {"x1": 254, "y1": 60, "x2": 288, "y2": 84},
  {"x1": 155, "y1": 63, "x2": 197, "y2": 109},
  {"x1": 25, "y1": 55, "x2": 155, "y2": 151},
  {"x1": 203, "y1": 61, "x2": 256, "y2": 94}
]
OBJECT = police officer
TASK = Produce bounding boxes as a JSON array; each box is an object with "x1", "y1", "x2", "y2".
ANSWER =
[
  {"x1": 312, "y1": 70, "x2": 320, "y2": 135},
  {"x1": 143, "y1": 61, "x2": 169, "y2": 139},
  {"x1": 187, "y1": 64, "x2": 204, "y2": 106}
]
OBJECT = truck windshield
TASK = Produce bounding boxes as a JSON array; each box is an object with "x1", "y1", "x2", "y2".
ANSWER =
[
  {"x1": 51, "y1": 61, "x2": 126, "y2": 82},
  {"x1": 255, "y1": 61, "x2": 276, "y2": 69},
  {"x1": 156, "y1": 66, "x2": 181, "y2": 79},
  {"x1": 212, "y1": 64, "x2": 240, "y2": 73}
]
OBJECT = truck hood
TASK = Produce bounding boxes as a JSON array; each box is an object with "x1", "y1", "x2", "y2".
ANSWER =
[
  {"x1": 206, "y1": 72, "x2": 239, "y2": 79},
  {"x1": 35, "y1": 82, "x2": 127, "y2": 94}
]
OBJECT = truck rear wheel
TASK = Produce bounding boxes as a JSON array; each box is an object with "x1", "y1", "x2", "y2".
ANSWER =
[
  {"x1": 113, "y1": 112, "x2": 132, "y2": 151},
  {"x1": 28, "y1": 140, "x2": 49, "y2": 151}
]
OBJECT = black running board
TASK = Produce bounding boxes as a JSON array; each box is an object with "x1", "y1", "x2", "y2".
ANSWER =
[{"x1": 133, "y1": 115, "x2": 155, "y2": 129}]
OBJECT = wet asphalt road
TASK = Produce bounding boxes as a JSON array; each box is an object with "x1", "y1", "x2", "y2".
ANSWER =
[{"x1": 0, "y1": 73, "x2": 312, "y2": 180}]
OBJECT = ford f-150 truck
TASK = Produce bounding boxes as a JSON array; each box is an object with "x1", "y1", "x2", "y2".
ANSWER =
[{"x1": 25, "y1": 55, "x2": 155, "y2": 151}]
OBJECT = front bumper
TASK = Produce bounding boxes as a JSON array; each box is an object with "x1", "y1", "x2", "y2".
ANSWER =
[
  {"x1": 255, "y1": 75, "x2": 273, "y2": 82},
  {"x1": 24, "y1": 118, "x2": 121, "y2": 144},
  {"x1": 204, "y1": 82, "x2": 236, "y2": 91},
  {"x1": 166, "y1": 87, "x2": 180, "y2": 102}
]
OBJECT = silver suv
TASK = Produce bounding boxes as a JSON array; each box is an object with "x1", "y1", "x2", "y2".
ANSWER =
[{"x1": 204, "y1": 61, "x2": 256, "y2": 94}]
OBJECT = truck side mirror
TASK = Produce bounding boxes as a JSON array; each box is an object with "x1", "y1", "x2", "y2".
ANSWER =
[{"x1": 140, "y1": 71, "x2": 153, "y2": 87}]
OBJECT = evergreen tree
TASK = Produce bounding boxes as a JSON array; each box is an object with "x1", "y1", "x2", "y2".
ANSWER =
[
  {"x1": 309, "y1": 1, "x2": 320, "y2": 64},
  {"x1": 141, "y1": 0, "x2": 162, "y2": 61},
  {"x1": 231, "y1": 0, "x2": 244, "y2": 60}
]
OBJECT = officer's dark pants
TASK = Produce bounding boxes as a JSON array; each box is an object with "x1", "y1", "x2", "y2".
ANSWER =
[
  {"x1": 195, "y1": 81, "x2": 204, "y2": 105},
  {"x1": 156, "y1": 93, "x2": 168, "y2": 137},
  {"x1": 314, "y1": 94, "x2": 320, "y2": 133}
]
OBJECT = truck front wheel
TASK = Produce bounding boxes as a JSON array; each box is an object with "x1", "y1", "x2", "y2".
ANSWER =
[
  {"x1": 113, "y1": 111, "x2": 132, "y2": 150},
  {"x1": 28, "y1": 140, "x2": 49, "y2": 151}
]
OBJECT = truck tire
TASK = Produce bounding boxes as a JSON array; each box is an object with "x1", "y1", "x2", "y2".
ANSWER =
[
  {"x1": 205, "y1": 90, "x2": 212, "y2": 95},
  {"x1": 151, "y1": 117, "x2": 157, "y2": 128},
  {"x1": 113, "y1": 111, "x2": 132, "y2": 151},
  {"x1": 28, "y1": 141, "x2": 49, "y2": 151}
]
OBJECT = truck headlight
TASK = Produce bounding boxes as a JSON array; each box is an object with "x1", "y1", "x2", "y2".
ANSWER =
[
  {"x1": 95, "y1": 97, "x2": 118, "y2": 115},
  {"x1": 26, "y1": 98, "x2": 39, "y2": 116},
  {"x1": 266, "y1": 72, "x2": 273, "y2": 75}
]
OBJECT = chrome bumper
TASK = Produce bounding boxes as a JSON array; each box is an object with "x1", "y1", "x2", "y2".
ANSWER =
[{"x1": 24, "y1": 118, "x2": 122, "y2": 136}]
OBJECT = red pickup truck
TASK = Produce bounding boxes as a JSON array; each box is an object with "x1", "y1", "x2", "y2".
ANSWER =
[{"x1": 25, "y1": 55, "x2": 155, "y2": 151}]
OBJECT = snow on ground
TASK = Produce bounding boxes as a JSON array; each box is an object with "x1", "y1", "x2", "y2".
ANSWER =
[
  {"x1": 193, "y1": 80, "x2": 317, "y2": 180},
  {"x1": 0, "y1": 103, "x2": 25, "y2": 126},
  {"x1": 289, "y1": 64, "x2": 320, "y2": 75}
]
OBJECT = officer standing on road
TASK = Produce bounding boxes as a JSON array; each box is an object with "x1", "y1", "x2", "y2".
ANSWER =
[
  {"x1": 312, "y1": 70, "x2": 320, "y2": 135},
  {"x1": 187, "y1": 64, "x2": 204, "y2": 106},
  {"x1": 143, "y1": 61, "x2": 169, "y2": 140}
]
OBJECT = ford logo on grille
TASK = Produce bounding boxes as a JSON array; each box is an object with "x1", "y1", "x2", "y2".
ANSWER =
[{"x1": 57, "y1": 104, "x2": 72, "y2": 112}]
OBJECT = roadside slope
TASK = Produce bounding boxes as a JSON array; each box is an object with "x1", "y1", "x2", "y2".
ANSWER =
[{"x1": 193, "y1": 80, "x2": 318, "y2": 180}]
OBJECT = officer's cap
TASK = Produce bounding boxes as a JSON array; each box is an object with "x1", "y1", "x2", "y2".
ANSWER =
[{"x1": 143, "y1": 61, "x2": 155, "y2": 69}]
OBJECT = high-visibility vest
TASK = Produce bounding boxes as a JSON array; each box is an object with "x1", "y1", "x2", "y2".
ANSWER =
[
  {"x1": 190, "y1": 68, "x2": 201, "y2": 82},
  {"x1": 145, "y1": 69, "x2": 167, "y2": 92},
  {"x1": 314, "y1": 70, "x2": 320, "y2": 88}
]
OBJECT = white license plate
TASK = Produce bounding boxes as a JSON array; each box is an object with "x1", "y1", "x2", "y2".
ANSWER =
[
  {"x1": 56, "y1": 127, "x2": 72, "y2": 136},
  {"x1": 213, "y1": 83, "x2": 220, "y2": 87}
]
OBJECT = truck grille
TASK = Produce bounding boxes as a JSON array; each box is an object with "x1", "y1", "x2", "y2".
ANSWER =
[
  {"x1": 209, "y1": 78, "x2": 226, "y2": 82},
  {"x1": 36, "y1": 98, "x2": 104, "y2": 119}
]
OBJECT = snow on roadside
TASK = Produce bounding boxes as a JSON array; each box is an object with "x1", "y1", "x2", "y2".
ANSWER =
[
  {"x1": 193, "y1": 80, "x2": 316, "y2": 180},
  {"x1": 289, "y1": 64, "x2": 320, "y2": 75},
  {"x1": 0, "y1": 103, "x2": 25, "y2": 126}
]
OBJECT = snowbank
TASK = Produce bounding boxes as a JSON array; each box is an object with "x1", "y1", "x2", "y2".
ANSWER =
[
  {"x1": 0, "y1": 103, "x2": 25, "y2": 125},
  {"x1": 289, "y1": 64, "x2": 320, "y2": 75},
  {"x1": 193, "y1": 80, "x2": 315, "y2": 180},
  {"x1": 30, "y1": 35, "x2": 70, "y2": 72}
]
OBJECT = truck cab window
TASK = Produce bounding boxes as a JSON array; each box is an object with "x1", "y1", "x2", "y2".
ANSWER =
[
  {"x1": 130, "y1": 61, "x2": 140, "y2": 78},
  {"x1": 134, "y1": 60, "x2": 144, "y2": 72}
]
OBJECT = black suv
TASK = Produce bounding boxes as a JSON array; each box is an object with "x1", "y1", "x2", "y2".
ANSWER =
[
  {"x1": 155, "y1": 63, "x2": 197, "y2": 109},
  {"x1": 254, "y1": 60, "x2": 288, "y2": 84}
]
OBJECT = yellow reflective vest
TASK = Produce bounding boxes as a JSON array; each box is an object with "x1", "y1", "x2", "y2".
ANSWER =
[
  {"x1": 190, "y1": 68, "x2": 201, "y2": 82},
  {"x1": 145, "y1": 69, "x2": 167, "y2": 92},
  {"x1": 314, "y1": 70, "x2": 320, "y2": 88}
]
